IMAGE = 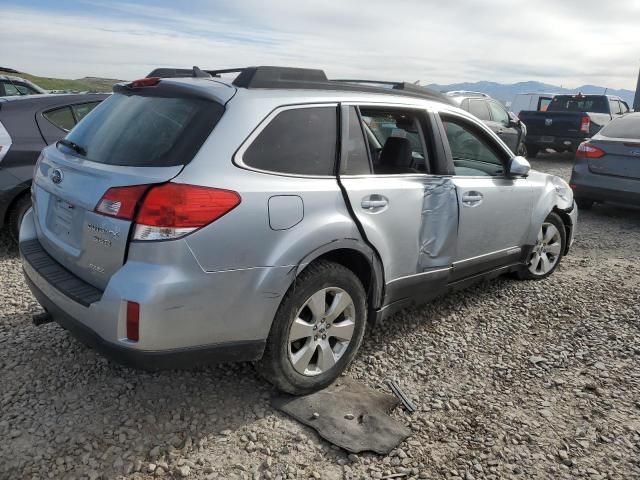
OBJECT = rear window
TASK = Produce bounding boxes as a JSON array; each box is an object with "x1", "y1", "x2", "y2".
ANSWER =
[
  {"x1": 62, "y1": 93, "x2": 223, "y2": 167},
  {"x1": 44, "y1": 107, "x2": 75, "y2": 131},
  {"x1": 547, "y1": 95, "x2": 608, "y2": 114},
  {"x1": 243, "y1": 106, "x2": 337, "y2": 176},
  {"x1": 600, "y1": 115, "x2": 640, "y2": 139}
]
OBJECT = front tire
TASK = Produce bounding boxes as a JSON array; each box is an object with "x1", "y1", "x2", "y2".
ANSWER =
[
  {"x1": 575, "y1": 197, "x2": 594, "y2": 210},
  {"x1": 257, "y1": 261, "x2": 367, "y2": 395},
  {"x1": 526, "y1": 144, "x2": 540, "y2": 158},
  {"x1": 516, "y1": 212, "x2": 566, "y2": 280}
]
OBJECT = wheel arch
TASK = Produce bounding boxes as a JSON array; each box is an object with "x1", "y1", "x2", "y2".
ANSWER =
[
  {"x1": 293, "y1": 239, "x2": 385, "y2": 318},
  {"x1": 2, "y1": 182, "x2": 31, "y2": 227}
]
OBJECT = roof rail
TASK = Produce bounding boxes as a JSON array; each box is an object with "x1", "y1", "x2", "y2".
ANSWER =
[
  {"x1": 145, "y1": 66, "x2": 455, "y2": 105},
  {"x1": 446, "y1": 90, "x2": 490, "y2": 98}
]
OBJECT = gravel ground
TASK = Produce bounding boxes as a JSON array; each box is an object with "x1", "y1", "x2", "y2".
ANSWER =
[{"x1": 1, "y1": 153, "x2": 639, "y2": 480}]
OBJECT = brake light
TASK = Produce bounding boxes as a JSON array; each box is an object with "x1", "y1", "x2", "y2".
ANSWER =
[
  {"x1": 576, "y1": 142, "x2": 606, "y2": 159},
  {"x1": 130, "y1": 77, "x2": 160, "y2": 88},
  {"x1": 133, "y1": 184, "x2": 240, "y2": 240},
  {"x1": 580, "y1": 115, "x2": 590, "y2": 134},
  {"x1": 95, "y1": 183, "x2": 241, "y2": 240},
  {"x1": 95, "y1": 185, "x2": 149, "y2": 220},
  {"x1": 126, "y1": 301, "x2": 140, "y2": 341}
]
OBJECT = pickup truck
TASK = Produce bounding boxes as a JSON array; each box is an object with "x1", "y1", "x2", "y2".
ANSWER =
[{"x1": 518, "y1": 94, "x2": 631, "y2": 156}]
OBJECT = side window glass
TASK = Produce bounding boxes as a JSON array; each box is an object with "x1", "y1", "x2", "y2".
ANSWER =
[
  {"x1": 341, "y1": 107, "x2": 371, "y2": 175},
  {"x1": 3, "y1": 83, "x2": 21, "y2": 96},
  {"x1": 467, "y1": 100, "x2": 491, "y2": 121},
  {"x1": 15, "y1": 84, "x2": 36, "y2": 95},
  {"x1": 441, "y1": 115, "x2": 506, "y2": 177},
  {"x1": 244, "y1": 106, "x2": 337, "y2": 176},
  {"x1": 488, "y1": 101, "x2": 509, "y2": 125},
  {"x1": 359, "y1": 108, "x2": 429, "y2": 175},
  {"x1": 609, "y1": 100, "x2": 621, "y2": 115},
  {"x1": 72, "y1": 102, "x2": 100, "y2": 123},
  {"x1": 43, "y1": 107, "x2": 76, "y2": 132},
  {"x1": 539, "y1": 98, "x2": 552, "y2": 111}
]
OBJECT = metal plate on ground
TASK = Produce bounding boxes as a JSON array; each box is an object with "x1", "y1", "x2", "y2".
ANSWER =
[{"x1": 271, "y1": 378, "x2": 411, "y2": 454}]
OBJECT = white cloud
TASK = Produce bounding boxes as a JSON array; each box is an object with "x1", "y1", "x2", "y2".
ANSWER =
[{"x1": 0, "y1": 1, "x2": 637, "y2": 89}]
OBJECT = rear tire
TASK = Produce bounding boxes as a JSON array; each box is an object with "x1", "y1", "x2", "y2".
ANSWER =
[
  {"x1": 516, "y1": 212, "x2": 566, "y2": 281},
  {"x1": 8, "y1": 193, "x2": 31, "y2": 243},
  {"x1": 526, "y1": 144, "x2": 539, "y2": 158},
  {"x1": 257, "y1": 260, "x2": 367, "y2": 395},
  {"x1": 576, "y1": 197, "x2": 594, "y2": 210}
]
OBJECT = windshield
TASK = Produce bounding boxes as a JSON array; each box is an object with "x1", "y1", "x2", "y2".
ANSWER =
[
  {"x1": 62, "y1": 93, "x2": 223, "y2": 167},
  {"x1": 547, "y1": 95, "x2": 609, "y2": 114}
]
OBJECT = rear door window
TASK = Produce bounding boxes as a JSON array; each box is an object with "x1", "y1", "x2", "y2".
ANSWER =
[
  {"x1": 2, "y1": 82, "x2": 22, "y2": 97},
  {"x1": 62, "y1": 93, "x2": 223, "y2": 167},
  {"x1": 43, "y1": 107, "x2": 76, "y2": 131},
  {"x1": 71, "y1": 102, "x2": 101, "y2": 122},
  {"x1": 341, "y1": 106, "x2": 371, "y2": 175},
  {"x1": 243, "y1": 106, "x2": 337, "y2": 176},
  {"x1": 468, "y1": 100, "x2": 491, "y2": 121}
]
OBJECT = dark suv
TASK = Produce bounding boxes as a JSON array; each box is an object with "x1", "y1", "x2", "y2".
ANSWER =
[
  {"x1": 446, "y1": 91, "x2": 527, "y2": 156},
  {"x1": 0, "y1": 93, "x2": 107, "y2": 240}
]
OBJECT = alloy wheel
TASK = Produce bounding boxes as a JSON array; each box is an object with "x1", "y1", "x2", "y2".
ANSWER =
[
  {"x1": 287, "y1": 287, "x2": 356, "y2": 376},
  {"x1": 528, "y1": 222, "x2": 562, "y2": 275}
]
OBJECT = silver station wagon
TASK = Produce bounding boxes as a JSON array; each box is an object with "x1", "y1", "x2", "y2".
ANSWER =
[{"x1": 20, "y1": 66, "x2": 577, "y2": 394}]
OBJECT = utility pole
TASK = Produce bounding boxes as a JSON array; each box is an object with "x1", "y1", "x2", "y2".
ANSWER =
[{"x1": 635, "y1": 66, "x2": 640, "y2": 111}]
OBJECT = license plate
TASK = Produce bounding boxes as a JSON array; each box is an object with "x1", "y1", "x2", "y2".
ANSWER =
[
  {"x1": 52, "y1": 198, "x2": 76, "y2": 235},
  {"x1": 541, "y1": 136, "x2": 554, "y2": 143}
]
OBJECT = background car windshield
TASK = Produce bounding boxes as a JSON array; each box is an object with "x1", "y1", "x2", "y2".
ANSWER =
[
  {"x1": 64, "y1": 93, "x2": 223, "y2": 167},
  {"x1": 547, "y1": 96, "x2": 608, "y2": 113},
  {"x1": 600, "y1": 115, "x2": 640, "y2": 139}
]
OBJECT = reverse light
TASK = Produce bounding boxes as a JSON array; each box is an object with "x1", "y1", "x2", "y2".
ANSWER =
[
  {"x1": 129, "y1": 77, "x2": 161, "y2": 88},
  {"x1": 580, "y1": 115, "x2": 590, "y2": 134},
  {"x1": 576, "y1": 142, "x2": 606, "y2": 159},
  {"x1": 94, "y1": 183, "x2": 241, "y2": 241},
  {"x1": 95, "y1": 185, "x2": 149, "y2": 220},
  {"x1": 126, "y1": 301, "x2": 140, "y2": 341}
]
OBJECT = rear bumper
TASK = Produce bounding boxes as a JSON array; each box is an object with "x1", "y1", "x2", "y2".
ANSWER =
[
  {"x1": 19, "y1": 210, "x2": 293, "y2": 369},
  {"x1": 570, "y1": 161, "x2": 640, "y2": 206},
  {"x1": 25, "y1": 274, "x2": 264, "y2": 370},
  {"x1": 527, "y1": 134, "x2": 587, "y2": 151}
]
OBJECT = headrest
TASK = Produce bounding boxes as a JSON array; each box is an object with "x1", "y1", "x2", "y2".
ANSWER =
[{"x1": 380, "y1": 137, "x2": 413, "y2": 168}]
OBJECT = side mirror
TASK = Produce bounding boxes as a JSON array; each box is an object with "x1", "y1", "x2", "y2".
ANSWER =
[{"x1": 508, "y1": 155, "x2": 530, "y2": 177}]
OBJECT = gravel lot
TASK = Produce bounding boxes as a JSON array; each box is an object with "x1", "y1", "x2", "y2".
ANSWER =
[{"x1": 1, "y1": 153, "x2": 639, "y2": 480}]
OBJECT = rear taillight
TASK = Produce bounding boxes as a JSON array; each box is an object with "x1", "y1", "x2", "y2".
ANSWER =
[
  {"x1": 126, "y1": 301, "x2": 140, "y2": 341},
  {"x1": 94, "y1": 183, "x2": 241, "y2": 241},
  {"x1": 580, "y1": 115, "x2": 590, "y2": 134},
  {"x1": 576, "y1": 142, "x2": 606, "y2": 159}
]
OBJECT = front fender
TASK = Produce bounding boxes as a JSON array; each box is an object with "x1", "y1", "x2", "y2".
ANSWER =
[{"x1": 526, "y1": 170, "x2": 576, "y2": 247}]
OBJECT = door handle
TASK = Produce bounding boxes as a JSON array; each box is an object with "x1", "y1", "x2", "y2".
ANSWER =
[
  {"x1": 462, "y1": 191, "x2": 483, "y2": 207},
  {"x1": 361, "y1": 195, "x2": 388, "y2": 210}
]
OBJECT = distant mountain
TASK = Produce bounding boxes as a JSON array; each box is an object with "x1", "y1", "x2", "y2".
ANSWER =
[{"x1": 426, "y1": 80, "x2": 635, "y2": 106}]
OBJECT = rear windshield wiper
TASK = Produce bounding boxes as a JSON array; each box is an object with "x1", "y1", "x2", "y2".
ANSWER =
[{"x1": 57, "y1": 138, "x2": 87, "y2": 156}]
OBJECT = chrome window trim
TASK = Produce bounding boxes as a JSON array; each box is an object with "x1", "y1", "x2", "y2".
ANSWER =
[{"x1": 234, "y1": 102, "x2": 340, "y2": 179}]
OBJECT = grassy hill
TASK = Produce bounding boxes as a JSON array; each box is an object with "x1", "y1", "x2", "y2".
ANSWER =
[{"x1": 1, "y1": 68, "x2": 123, "y2": 93}]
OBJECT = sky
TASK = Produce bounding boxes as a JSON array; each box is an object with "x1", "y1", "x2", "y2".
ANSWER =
[{"x1": 0, "y1": 0, "x2": 638, "y2": 90}]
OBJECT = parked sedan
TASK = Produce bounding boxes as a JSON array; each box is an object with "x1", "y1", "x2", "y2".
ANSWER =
[
  {"x1": 570, "y1": 113, "x2": 640, "y2": 209},
  {"x1": 0, "y1": 93, "x2": 107, "y2": 240}
]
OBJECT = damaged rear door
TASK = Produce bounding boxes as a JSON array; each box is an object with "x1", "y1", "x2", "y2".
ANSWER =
[{"x1": 338, "y1": 105, "x2": 458, "y2": 307}]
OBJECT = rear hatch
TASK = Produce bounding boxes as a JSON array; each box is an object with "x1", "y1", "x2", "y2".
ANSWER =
[{"x1": 32, "y1": 81, "x2": 227, "y2": 289}]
